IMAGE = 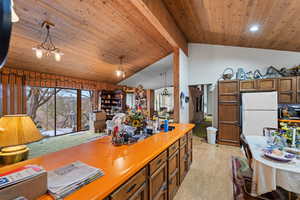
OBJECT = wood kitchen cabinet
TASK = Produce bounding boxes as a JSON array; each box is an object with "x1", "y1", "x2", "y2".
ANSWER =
[
  {"x1": 179, "y1": 136, "x2": 188, "y2": 183},
  {"x1": 110, "y1": 167, "x2": 148, "y2": 200},
  {"x1": 240, "y1": 79, "x2": 277, "y2": 92},
  {"x1": 129, "y1": 183, "x2": 148, "y2": 200},
  {"x1": 278, "y1": 77, "x2": 297, "y2": 104},
  {"x1": 240, "y1": 80, "x2": 256, "y2": 92},
  {"x1": 168, "y1": 141, "x2": 179, "y2": 200},
  {"x1": 218, "y1": 80, "x2": 240, "y2": 146},
  {"x1": 297, "y1": 77, "x2": 300, "y2": 104},
  {"x1": 218, "y1": 80, "x2": 240, "y2": 103},
  {"x1": 108, "y1": 130, "x2": 193, "y2": 200},
  {"x1": 149, "y1": 162, "x2": 168, "y2": 200}
]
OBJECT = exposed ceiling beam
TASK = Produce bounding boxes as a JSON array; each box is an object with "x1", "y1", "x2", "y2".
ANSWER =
[{"x1": 129, "y1": 0, "x2": 188, "y2": 56}]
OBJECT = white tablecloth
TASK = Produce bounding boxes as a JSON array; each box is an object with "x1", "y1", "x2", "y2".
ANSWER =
[{"x1": 245, "y1": 136, "x2": 300, "y2": 196}]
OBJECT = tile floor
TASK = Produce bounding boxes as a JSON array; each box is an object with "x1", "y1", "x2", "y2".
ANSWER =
[{"x1": 174, "y1": 136, "x2": 243, "y2": 200}]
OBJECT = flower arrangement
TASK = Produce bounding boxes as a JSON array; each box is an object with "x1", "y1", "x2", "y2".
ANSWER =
[{"x1": 125, "y1": 108, "x2": 147, "y2": 129}]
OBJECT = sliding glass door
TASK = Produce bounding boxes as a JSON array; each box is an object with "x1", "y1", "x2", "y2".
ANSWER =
[
  {"x1": 55, "y1": 89, "x2": 77, "y2": 135},
  {"x1": 26, "y1": 87, "x2": 55, "y2": 136},
  {"x1": 81, "y1": 90, "x2": 92, "y2": 131}
]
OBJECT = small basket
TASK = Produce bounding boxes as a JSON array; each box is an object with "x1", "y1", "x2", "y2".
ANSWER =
[{"x1": 222, "y1": 68, "x2": 234, "y2": 80}]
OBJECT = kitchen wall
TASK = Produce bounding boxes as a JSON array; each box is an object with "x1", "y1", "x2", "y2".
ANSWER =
[
  {"x1": 119, "y1": 54, "x2": 173, "y2": 89},
  {"x1": 188, "y1": 43, "x2": 300, "y2": 85},
  {"x1": 179, "y1": 49, "x2": 189, "y2": 123}
]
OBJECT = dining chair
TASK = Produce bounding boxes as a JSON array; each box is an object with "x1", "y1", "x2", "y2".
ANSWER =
[{"x1": 240, "y1": 134, "x2": 253, "y2": 168}]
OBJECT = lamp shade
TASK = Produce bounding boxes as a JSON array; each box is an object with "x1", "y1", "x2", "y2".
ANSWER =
[{"x1": 0, "y1": 115, "x2": 43, "y2": 147}]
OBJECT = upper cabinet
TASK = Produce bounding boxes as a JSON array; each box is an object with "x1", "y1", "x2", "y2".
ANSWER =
[
  {"x1": 277, "y1": 77, "x2": 297, "y2": 104},
  {"x1": 218, "y1": 80, "x2": 239, "y2": 103},
  {"x1": 240, "y1": 79, "x2": 277, "y2": 92}
]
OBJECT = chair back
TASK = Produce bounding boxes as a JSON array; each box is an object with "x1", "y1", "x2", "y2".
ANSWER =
[{"x1": 240, "y1": 134, "x2": 253, "y2": 168}]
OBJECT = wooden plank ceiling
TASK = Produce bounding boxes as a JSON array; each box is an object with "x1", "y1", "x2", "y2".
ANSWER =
[
  {"x1": 163, "y1": 0, "x2": 300, "y2": 52},
  {"x1": 6, "y1": 0, "x2": 173, "y2": 84}
]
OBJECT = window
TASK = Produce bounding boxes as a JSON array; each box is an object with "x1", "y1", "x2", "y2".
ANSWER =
[
  {"x1": 81, "y1": 90, "x2": 92, "y2": 131},
  {"x1": 26, "y1": 87, "x2": 55, "y2": 136},
  {"x1": 55, "y1": 89, "x2": 77, "y2": 135},
  {"x1": 126, "y1": 93, "x2": 135, "y2": 109}
]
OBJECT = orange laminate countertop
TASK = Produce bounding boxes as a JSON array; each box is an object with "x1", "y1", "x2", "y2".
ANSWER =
[
  {"x1": 0, "y1": 123, "x2": 195, "y2": 200},
  {"x1": 278, "y1": 119, "x2": 300, "y2": 123}
]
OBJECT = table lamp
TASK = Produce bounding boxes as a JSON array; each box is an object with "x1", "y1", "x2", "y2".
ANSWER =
[{"x1": 0, "y1": 115, "x2": 43, "y2": 165}]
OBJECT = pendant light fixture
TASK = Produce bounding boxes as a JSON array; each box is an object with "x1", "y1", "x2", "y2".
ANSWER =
[
  {"x1": 160, "y1": 72, "x2": 170, "y2": 96},
  {"x1": 116, "y1": 56, "x2": 125, "y2": 78},
  {"x1": 32, "y1": 21, "x2": 63, "y2": 62}
]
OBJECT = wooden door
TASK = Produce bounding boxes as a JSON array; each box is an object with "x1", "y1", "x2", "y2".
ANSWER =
[
  {"x1": 218, "y1": 102, "x2": 240, "y2": 146},
  {"x1": 218, "y1": 80, "x2": 239, "y2": 103},
  {"x1": 168, "y1": 150, "x2": 179, "y2": 200},
  {"x1": 257, "y1": 79, "x2": 277, "y2": 91},
  {"x1": 239, "y1": 80, "x2": 256, "y2": 92},
  {"x1": 278, "y1": 77, "x2": 296, "y2": 104},
  {"x1": 129, "y1": 183, "x2": 148, "y2": 200},
  {"x1": 149, "y1": 163, "x2": 168, "y2": 200},
  {"x1": 179, "y1": 144, "x2": 187, "y2": 183},
  {"x1": 297, "y1": 77, "x2": 300, "y2": 103}
]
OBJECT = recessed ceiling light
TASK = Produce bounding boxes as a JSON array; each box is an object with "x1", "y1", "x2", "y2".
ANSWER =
[{"x1": 249, "y1": 24, "x2": 259, "y2": 32}]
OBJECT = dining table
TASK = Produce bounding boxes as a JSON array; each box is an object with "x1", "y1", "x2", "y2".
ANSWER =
[{"x1": 245, "y1": 135, "x2": 300, "y2": 197}]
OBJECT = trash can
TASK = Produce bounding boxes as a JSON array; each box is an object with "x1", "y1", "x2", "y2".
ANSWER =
[{"x1": 206, "y1": 127, "x2": 217, "y2": 144}]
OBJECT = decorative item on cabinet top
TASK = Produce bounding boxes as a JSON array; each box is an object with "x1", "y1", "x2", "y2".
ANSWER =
[{"x1": 221, "y1": 65, "x2": 300, "y2": 81}]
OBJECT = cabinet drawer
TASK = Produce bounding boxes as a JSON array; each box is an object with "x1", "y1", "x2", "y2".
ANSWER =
[
  {"x1": 179, "y1": 135, "x2": 187, "y2": 147},
  {"x1": 168, "y1": 141, "x2": 179, "y2": 157},
  {"x1": 149, "y1": 151, "x2": 167, "y2": 175},
  {"x1": 110, "y1": 167, "x2": 147, "y2": 200}
]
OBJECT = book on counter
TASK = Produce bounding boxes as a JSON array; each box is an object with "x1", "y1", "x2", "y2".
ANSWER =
[
  {"x1": 0, "y1": 165, "x2": 46, "y2": 189},
  {"x1": 47, "y1": 161, "x2": 104, "y2": 199}
]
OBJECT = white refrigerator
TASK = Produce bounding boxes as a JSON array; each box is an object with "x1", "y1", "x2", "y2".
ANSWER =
[{"x1": 242, "y1": 91, "x2": 278, "y2": 136}]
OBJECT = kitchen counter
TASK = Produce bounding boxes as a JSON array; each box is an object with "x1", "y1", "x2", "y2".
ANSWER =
[
  {"x1": 278, "y1": 119, "x2": 300, "y2": 123},
  {"x1": 0, "y1": 123, "x2": 194, "y2": 200}
]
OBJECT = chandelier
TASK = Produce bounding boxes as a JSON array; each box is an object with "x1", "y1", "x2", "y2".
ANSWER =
[
  {"x1": 160, "y1": 72, "x2": 170, "y2": 96},
  {"x1": 116, "y1": 56, "x2": 125, "y2": 78},
  {"x1": 32, "y1": 21, "x2": 63, "y2": 62}
]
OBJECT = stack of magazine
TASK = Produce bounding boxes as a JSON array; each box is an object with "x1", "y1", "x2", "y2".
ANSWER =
[
  {"x1": 47, "y1": 161, "x2": 104, "y2": 199},
  {"x1": 0, "y1": 165, "x2": 45, "y2": 189}
]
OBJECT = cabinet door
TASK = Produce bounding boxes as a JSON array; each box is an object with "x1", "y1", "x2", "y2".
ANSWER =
[
  {"x1": 257, "y1": 79, "x2": 277, "y2": 91},
  {"x1": 297, "y1": 77, "x2": 300, "y2": 103},
  {"x1": 149, "y1": 162, "x2": 168, "y2": 200},
  {"x1": 278, "y1": 77, "x2": 296, "y2": 104},
  {"x1": 240, "y1": 80, "x2": 256, "y2": 92},
  {"x1": 129, "y1": 183, "x2": 148, "y2": 200},
  {"x1": 168, "y1": 151, "x2": 179, "y2": 200},
  {"x1": 218, "y1": 103, "x2": 239, "y2": 123},
  {"x1": 219, "y1": 80, "x2": 239, "y2": 103},
  {"x1": 218, "y1": 123, "x2": 240, "y2": 146},
  {"x1": 179, "y1": 144, "x2": 188, "y2": 183}
]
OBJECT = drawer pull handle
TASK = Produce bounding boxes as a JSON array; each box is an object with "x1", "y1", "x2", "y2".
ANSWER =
[{"x1": 126, "y1": 184, "x2": 137, "y2": 193}]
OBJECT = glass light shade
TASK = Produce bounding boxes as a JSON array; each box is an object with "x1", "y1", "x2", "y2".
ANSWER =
[
  {"x1": 116, "y1": 70, "x2": 122, "y2": 77},
  {"x1": 54, "y1": 52, "x2": 61, "y2": 62},
  {"x1": 32, "y1": 47, "x2": 43, "y2": 59},
  {"x1": 11, "y1": 0, "x2": 19, "y2": 23}
]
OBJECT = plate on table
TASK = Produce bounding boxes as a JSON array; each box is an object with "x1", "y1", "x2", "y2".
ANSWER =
[
  {"x1": 264, "y1": 151, "x2": 295, "y2": 163},
  {"x1": 284, "y1": 147, "x2": 300, "y2": 155}
]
